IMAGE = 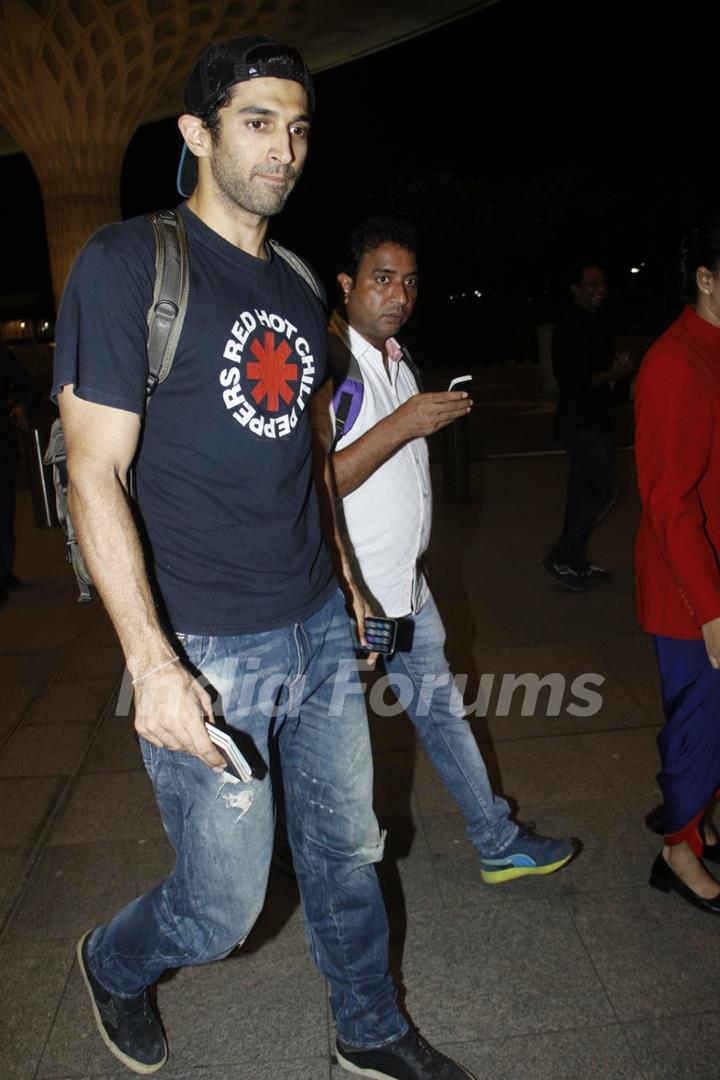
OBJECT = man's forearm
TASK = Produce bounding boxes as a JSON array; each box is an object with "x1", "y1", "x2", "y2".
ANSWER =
[
  {"x1": 68, "y1": 471, "x2": 175, "y2": 676},
  {"x1": 332, "y1": 413, "x2": 405, "y2": 498}
]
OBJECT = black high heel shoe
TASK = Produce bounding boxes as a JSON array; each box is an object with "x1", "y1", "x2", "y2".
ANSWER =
[{"x1": 649, "y1": 854, "x2": 720, "y2": 914}]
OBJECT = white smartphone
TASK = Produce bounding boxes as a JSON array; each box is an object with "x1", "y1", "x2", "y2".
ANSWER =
[{"x1": 448, "y1": 375, "x2": 472, "y2": 391}]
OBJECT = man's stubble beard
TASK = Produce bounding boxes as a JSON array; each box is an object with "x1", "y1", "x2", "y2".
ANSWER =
[{"x1": 210, "y1": 145, "x2": 299, "y2": 218}]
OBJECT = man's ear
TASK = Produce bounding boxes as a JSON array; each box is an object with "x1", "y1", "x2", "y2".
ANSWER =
[
  {"x1": 178, "y1": 114, "x2": 212, "y2": 160},
  {"x1": 337, "y1": 272, "x2": 353, "y2": 303},
  {"x1": 697, "y1": 266, "x2": 714, "y2": 297}
]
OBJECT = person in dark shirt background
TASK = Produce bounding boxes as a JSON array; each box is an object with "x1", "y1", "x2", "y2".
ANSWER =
[
  {"x1": 0, "y1": 342, "x2": 38, "y2": 599},
  {"x1": 542, "y1": 263, "x2": 633, "y2": 591}
]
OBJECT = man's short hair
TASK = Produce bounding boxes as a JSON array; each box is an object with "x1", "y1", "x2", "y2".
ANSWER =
[
  {"x1": 337, "y1": 217, "x2": 420, "y2": 279},
  {"x1": 568, "y1": 259, "x2": 604, "y2": 286}
]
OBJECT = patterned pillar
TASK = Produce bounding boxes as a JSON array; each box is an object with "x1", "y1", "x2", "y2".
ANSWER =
[{"x1": 0, "y1": 0, "x2": 285, "y2": 304}]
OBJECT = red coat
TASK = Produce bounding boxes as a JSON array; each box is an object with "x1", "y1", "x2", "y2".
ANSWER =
[{"x1": 635, "y1": 305, "x2": 720, "y2": 638}]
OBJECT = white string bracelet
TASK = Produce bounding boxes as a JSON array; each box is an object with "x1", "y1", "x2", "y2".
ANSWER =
[{"x1": 132, "y1": 656, "x2": 180, "y2": 686}]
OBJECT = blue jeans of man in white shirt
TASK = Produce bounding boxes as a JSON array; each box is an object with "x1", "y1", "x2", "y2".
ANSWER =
[
  {"x1": 383, "y1": 592, "x2": 518, "y2": 856},
  {"x1": 83, "y1": 589, "x2": 408, "y2": 1049}
]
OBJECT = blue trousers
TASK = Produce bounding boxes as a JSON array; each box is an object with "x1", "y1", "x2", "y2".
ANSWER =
[
  {"x1": 87, "y1": 590, "x2": 407, "y2": 1049},
  {"x1": 383, "y1": 592, "x2": 516, "y2": 856},
  {"x1": 653, "y1": 634, "x2": 720, "y2": 835}
]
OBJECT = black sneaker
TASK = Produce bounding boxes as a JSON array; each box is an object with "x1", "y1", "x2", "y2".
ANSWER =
[
  {"x1": 77, "y1": 930, "x2": 167, "y2": 1074},
  {"x1": 336, "y1": 1029, "x2": 476, "y2": 1079},
  {"x1": 540, "y1": 554, "x2": 586, "y2": 592},
  {"x1": 575, "y1": 561, "x2": 610, "y2": 583}
]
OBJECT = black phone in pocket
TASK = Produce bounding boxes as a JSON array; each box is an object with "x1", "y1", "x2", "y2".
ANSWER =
[{"x1": 362, "y1": 616, "x2": 398, "y2": 655}]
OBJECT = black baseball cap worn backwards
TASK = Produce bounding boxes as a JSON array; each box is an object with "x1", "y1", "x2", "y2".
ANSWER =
[{"x1": 177, "y1": 34, "x2": 315, "y2": 197}]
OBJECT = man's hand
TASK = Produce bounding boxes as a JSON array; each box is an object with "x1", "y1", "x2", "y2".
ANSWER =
[
  {"x1": 394, "y1": 391, "x2": 472, "y2": 441},
  {"x1": 9, "y1": 402, "x2": 28, "y2": 431},
  {"x1": 133, "y1": 664, "x2": 226, "y2": 770},
  {"x1": 341, "y1": 570, "x2": 380, "y2": 668},
  {"x1": 610, "y1": 351, "x2": 634, "y2": 382},
  {"x1": 702, "y1": 616, "x2": 720, "y2": 670}
]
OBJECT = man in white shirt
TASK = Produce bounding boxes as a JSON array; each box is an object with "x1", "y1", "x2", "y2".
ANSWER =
[{"x1": 315, "y1": 217, "x2": 576, "y2": 884}]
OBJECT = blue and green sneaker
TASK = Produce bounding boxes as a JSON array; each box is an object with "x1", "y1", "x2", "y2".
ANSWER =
[{"x1": 480, "y1": 824, "x2": 576, "y2": 884}]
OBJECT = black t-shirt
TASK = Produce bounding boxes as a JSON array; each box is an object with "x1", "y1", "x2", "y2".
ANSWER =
[
  {"x1": 552, "y1": 304, "x2": 613, "y2": 437},
  {"x1": 53, "y1": 203, "x2": 335, "y2": 634}
]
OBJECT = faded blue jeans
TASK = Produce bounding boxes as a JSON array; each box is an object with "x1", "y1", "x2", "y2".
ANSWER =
[
  {"x1": 383, "y1": 591, "x2": 517, "y2": 856},
  {"x1": 87, "y1": 589, "x2": 407, "y2": 1048}
]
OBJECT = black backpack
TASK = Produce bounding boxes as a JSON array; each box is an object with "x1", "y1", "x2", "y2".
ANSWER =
[{"x1": 44, "y1": 209, "x2": 321, "y2": 602}]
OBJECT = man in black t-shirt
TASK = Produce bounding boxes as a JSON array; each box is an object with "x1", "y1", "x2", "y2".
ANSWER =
[
  {"x1": 542, "y1": 263, "x2": 633, "y2": 591},
  {"x1": 54, "y1": 35, "x2": 475, "y2": 1080}
]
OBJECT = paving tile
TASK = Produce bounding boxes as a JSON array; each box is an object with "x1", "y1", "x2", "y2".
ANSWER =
[
  {"x1": 0, "y1": 648, "x2": 63, "y2": 687},
  {"x1": 0, "y1": 939, "x2": 75, "y2": 1080},
  {"x1": 623, "y1": 1011, "x2": 720, "y2": 1080},
  {"x1": 479, "y1": 733, "x2": 610, "y2": 806},
  {"x1": 375, "y1": 813, "x2": 444, "y2": 914},
  {"x1": 5, "y1": 840, "x2": 175, "y2": 942},
  {"x1": 332, "y1": 1026, "x2": 642, "y2": 1080},
  {"x1": 0, "y1": 607, "x2": 95, "y2": 652},
  {"x1": 0, "y1": 848, "x2": 26, "y2": 923},
  {"x1": 25, "y1": 680, "x2": 117, "y2": 727},
  {"x1": 372, "y1": 749, "x2": 415, "y2": 816},
  {"x1": 55, "y1": 643, "x2": 125, "y2": 684},
  {"x1": 0, "y1": 684, "x2": 38, "y2": 732},
  {"x1": 567, "y1": 889, "x2": 720, "y2": 1021},
  {"x1": 84, "y1": 717, "x2": 145, "y2": 773},
  {"x1": 51, "y1": 771, "x2": 163, "y2": 846},
  {"x1": 0, "y1": 722, "x2": 93, "y2": 777},
  {"x1": 368, "y1": 710, "x2": 417, "y2": 753},
  {"x1": 582, "y1": 725, "x2": 660, "y2": 794},
  {"x1": 396, "y1": 899, "x2": 615, "y2": 1041},
  {"x1": 0, "y1": 775, "x2": 66, "y2": 846}
]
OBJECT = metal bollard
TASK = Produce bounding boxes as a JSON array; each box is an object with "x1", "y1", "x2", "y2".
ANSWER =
[{"x1": 24, "y1": 424, "x2": 57, "y2": 528}]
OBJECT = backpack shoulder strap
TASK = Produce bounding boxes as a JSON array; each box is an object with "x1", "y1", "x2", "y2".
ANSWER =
[
  {"x1": 145, "y1": 209, "x2": 190, "y2": 400},
  {"x1": 268, "y1": 239, "x2": 322, "y2": 301},
  {"x1": 400, "y1": 343, "x2": 423, "y2": 392},
  {"x1": 327, "y1": 331, "x2": 365, "y2": 452}
]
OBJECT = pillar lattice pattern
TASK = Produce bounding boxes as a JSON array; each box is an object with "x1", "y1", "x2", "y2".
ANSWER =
[{"x1": 0, "y1": 0, "x2": 488, "y2": 303}]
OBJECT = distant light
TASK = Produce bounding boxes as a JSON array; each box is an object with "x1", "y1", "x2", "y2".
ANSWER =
[
  {"x1": 20, "y1": 321, "x2": 26, "y2": 329},
  {"x1": 630, "y1": 267, "x2": 641, "y2": 274},
  {"x1": 461, "y1": 292, "x2": 467, "y2": 299},
  {"x1": 474, "y1": 289, "x2": 482, "y2": 298}
]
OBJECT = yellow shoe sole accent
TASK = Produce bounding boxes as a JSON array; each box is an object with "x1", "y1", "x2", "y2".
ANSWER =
[{"x1": 480, "y1": 851, "x2": 574, "y2": 885}]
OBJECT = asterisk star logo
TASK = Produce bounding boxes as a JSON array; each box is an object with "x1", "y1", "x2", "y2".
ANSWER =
[{"x1": 246, "y1": 332, "x2": 298, "y2": 412}]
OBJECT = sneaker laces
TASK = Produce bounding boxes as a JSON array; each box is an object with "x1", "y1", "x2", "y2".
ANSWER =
[
  {"x1": 405, "y1": 1031, "x2": 449, "y2": 1078},
  {"x1": 118, "y1": 991, "x2": 156, "y2": 1030},
  {"x1": 515, "y1": 820, "x2": 549, "y2": 842}
]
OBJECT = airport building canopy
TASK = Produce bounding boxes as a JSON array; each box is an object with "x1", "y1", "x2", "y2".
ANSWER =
[{"x1": 0, "y1": 0, "x2": 494, "y2": 301}]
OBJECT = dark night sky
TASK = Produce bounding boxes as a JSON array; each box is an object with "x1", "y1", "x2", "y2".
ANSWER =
[{"x1": 0, "y1": 0, "x2": 714, "y2": 319}]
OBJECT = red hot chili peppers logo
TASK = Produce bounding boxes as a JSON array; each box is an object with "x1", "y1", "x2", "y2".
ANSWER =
[{"x1": 219, "y1": 308, "x2": 316, "y2": 438}]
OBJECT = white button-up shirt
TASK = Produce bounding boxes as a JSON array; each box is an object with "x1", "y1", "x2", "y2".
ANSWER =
[{"x1": 329, "y1": 312, "x2": 431, "y2": 617}]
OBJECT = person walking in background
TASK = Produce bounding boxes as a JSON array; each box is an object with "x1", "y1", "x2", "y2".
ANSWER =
[
  {"x1": 0, "y1": 341, "x2": 38, "y2": 599},
  {"x1": 542, "y1": 262, "x2": 633, "y2": 591},
  {"x1": 635, "y1": 214, "x2": 720, "y2": 915},
  {"x1": 314, "y1": 217, "x2": 577, "y2": 886}
]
